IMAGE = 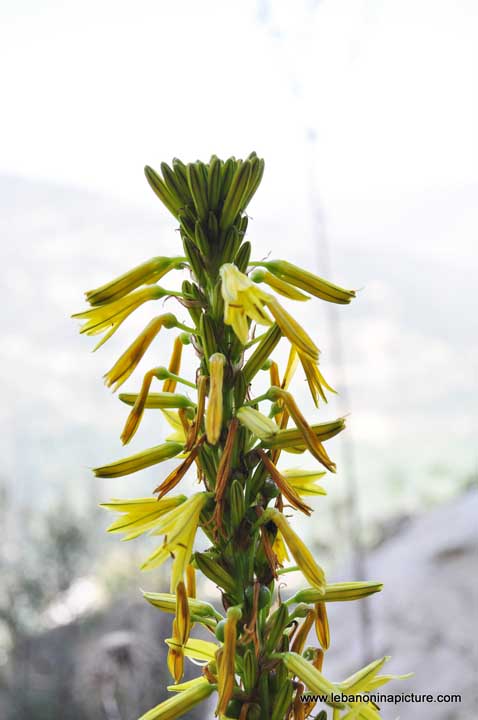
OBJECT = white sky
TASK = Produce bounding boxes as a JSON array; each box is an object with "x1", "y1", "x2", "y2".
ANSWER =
[{"x1": 1, "y1": 0, "x2": 477, "y2": 220}]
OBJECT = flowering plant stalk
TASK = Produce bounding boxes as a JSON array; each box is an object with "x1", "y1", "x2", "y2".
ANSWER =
[{"x1": 74, "y1": 153, "x2": 409, "y2": 719}]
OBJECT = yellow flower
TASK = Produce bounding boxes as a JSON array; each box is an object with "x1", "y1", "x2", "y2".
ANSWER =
[
  {"x1": 298, "y1": 351, "x2": 336, "y2": 407},
  {"x1": 73, "y1": 286, "x2": 166, "y2": 350},
  {"x1": 167, "y1": 582, "x2": 191, "y2": 684},
  {"x1": 104, "y1": 313, "x2": 177, "y2": 391},
  {"x1": 119, "y1": 373, "x2": 194, "y2": 445},
  {"x1": 162, "y1": 336, "x2": 184, "y2": 393},
  {"x1": 206, "y1": 353, "x2": 225, "y2": 445},
  {"x1": 267, "y1": 509, "x2": 326, "y2": 593},
  {"x1": 216, "y1": 606, "x2": 242, "y2": 716},
  {"x1": 141, "y1": 492, "x2": 208, "y2": 591},
  {"x1": 266, "y1": 296, "x2": 319, "y2": 362},
  {"x1": 219, "y1": 263, "x2": 272, "y2": 344},
  {"x1": 236, "y1": 406, "x2": 279, "y2": 440},
  {"x1": 268, "y1": 388, "x2": 336, "y2": 472},
  {"x1": 291, "y1": 581, "x2": 384, "y2": 604},
  {"x1": 100, "y1": 495, "x2": 187, "y2": 541},
  {"x1": 250, "y1": 259, "x2": 356, "y2": 304},
  {"x1": 281, "y1": 652, "x2": 338, "y2": 703},
  {"x1": 250, "y1": 268, "x2": 310, "y2": 301},
  {"x1": 166, "y1": 676, "x2": 213, "y2": 693},
  {"x1": 262, "y1": 418, "x2": 346, "y2": 452},
  {"x1": 162, "y1": 410, "x2": 188, "y2": 444},
  {"x1": 315, "y1": 601, "x2": 330, "y2": 650},
  {"x1": 165, "y1": 636, "x2": 219, "y2": 663},
  {"x1": 257, "y1": 450, "x2": 312, "y2": 515},
  {"x1": 282, "y1": 468, "x2": 327, "y2": 496},
  {"x1": 168, "y1": 618, "x2": 184, "y2": 683},
  {"x1": 272, "y1": 531, "x2": 290, "y2": 564},
  {"x1": 138, "y1": 676, "x2": 215, "y2": 720},
  {"x1": 142, "y1": 590, "x2": 221, "y2": 621},
  {"x1": 85, "y1": 255, "x2": 185, "y2": 306},
  {"x1": 93, "y1": 441, "x2": 183, "y2": 478}
]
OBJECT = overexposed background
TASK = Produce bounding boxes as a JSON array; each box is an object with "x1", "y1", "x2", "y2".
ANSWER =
[{"x1": 1, "y1": 2, "x2": 477, "y2": 719}]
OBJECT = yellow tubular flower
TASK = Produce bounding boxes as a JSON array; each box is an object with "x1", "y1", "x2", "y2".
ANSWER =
[
  {"x1": 73, "y1": 286, "x2": 166, "y2": 350},
  {"x1": 281, "y1": 346, "x2": 299, "y2": 391},
  {"x1": 219, "y1": 263, "x2": 272, "y2": 344},
  {"x1": 186, "y1": 564, "x2": 196, "y2": 598},
  {"x1": 138, "y1": 677, "x2": 215, "y2": 720},
  {"x1": 339, "y1": 656, "x2": 390, "y2": 695},
  {"x1": 161, "y1": 410, "x2": 187, "y2": 444},
  {"x1": 93, "y1": 441, "x2": 183, "y2": 478},
  {"x1": 250, "y1": 259, "x2": 356, "y2": 305},
  {"x1": 269, "y1": 388, "x2": 336, "y2": 472},
  {"x1": 216, "y1": 606, "x2": 242, "y2": 716},
  {"x1": 257, "y1": 450, "x2": 312, "y2": 515},
  {"x1": 167, "y1": 581, "x2": 191, "y2": 684},
  {"x1": 266, "y1": 296, "x2": 319, "y2": 362},
  {"x1": 268, "y1": 509, "x2": 326, "y2": 593},
  {"x1": 141, "y1": 493, "x2": 208, "y2": 592},
  {"x1": 100, "y1": 495, "x2": 187, "y2": 541},
  {"x1": 282, "y1": 468, "x2": 327, "y2": 496},
  {"x1": 262, "y1": 418, "x2": 346, "y2": 451},
  {"x1": 168, "y1": 618, "x2": 184, "y2": 683},
  {"x1": 281, "y1": 652, "x2": 340, "y2": 704},
  {"x1": 315, "y1": 601, "x2": 330, "y2": 650},
  {"x1": 298, "y1": 350, "x2": 336, "y2": 407},
  {"x1": 165, "y1": 637, "x2": 219, "y2": 663},
  {"x1": 162, "y1": 336, "x2": 183, "y2": 393},
  {"x1": 104, "y1": 313, "x2": 177, "y2": 391},
  {"x1": 272, "y1": 531, "x2": 290, "y2": 564},
  {"x1": 206, "y1": 353, "x2": 225, "y2": 444},
  {"x1": 292, "y1": 581, "x2": 384, "y2": 604},
  {"x1": 250, "y1": 268, "x2": 311, "y2": 301},
  {"x1": 291, "y1": 609, "x2": 316, "y2": 655},
  {"x1": 154, "y1": 440, "x2": 203, "y2": 498},
  {"x1": 236, "y1": 406, "x2": 279, "y2": 440},
  {"x1": 120, "y1": 370, "x2": 194, "y2": 445},
  {"x1": 166, "y1": 676, "x2": 213, "y2": 693},
  {"x1": 142, "y1": 591, "x2": 220, "y2": 620},
  {"x1": 85, "y1": 255, "x2": 185, "y2": 306}
]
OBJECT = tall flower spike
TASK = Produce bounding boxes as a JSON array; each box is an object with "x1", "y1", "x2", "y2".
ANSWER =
[{"x1": 76, "y1": 154, "x2": 408, "y2": 720}]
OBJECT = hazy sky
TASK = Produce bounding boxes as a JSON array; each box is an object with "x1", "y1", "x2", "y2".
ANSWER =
[{"x1": 1, "y1": 0, "x2": 477, "y2": 224}]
